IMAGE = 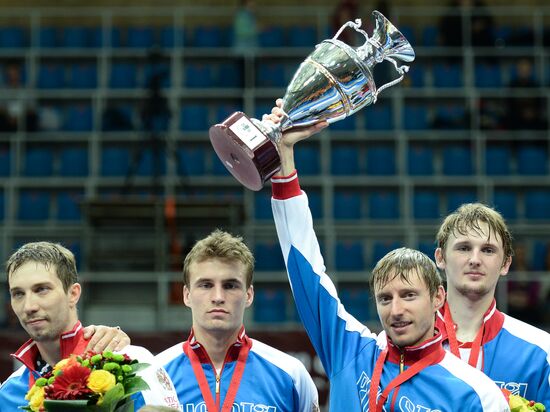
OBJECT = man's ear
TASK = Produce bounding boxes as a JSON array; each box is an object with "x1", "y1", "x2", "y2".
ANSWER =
[
  {"x1": 500, "y1": 255, "x2": 512, "y2": 277},
  {"x1": 435, "y1": 248, "x2": 446, "y2": 270},
  {"x1": 183, "y1": 285, "x2": 191, "y2": 308},
  {"x1": 68, "y1": 283, "x2": 81, "y2": 307},
  {"x1": 245, "y1": 285, "x2": 254, "y2": 308},
  {"x1": 433, "y1": 285, "x2": 446, "y2": 311}
]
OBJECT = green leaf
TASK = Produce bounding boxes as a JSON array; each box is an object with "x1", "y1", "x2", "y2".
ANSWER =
[
  {"x1": 99, "y1": 383, "x2": 126, "y2": 411},
  {"x1": 122, "y1": 376, "x2": 150, "y2": 399},
  {"x1": 43, "y1": 399, "x2": 92, "y2": 411},
  {"x1": 129, "y1": 362, "x2": 150, "y2": 374}
]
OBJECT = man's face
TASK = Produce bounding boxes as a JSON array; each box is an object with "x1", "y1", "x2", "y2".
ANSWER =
[
  {"x1": 184, "y1": 258, "x2": 253, "y2": 338},
  {"x1": 9, "y1": 261, "x2": 80, "y2": 342},
  {"x1": 435, "y1": 221, "x2": 511, "y2": 299},
  {"x1": 375, "y1": 270, "x2": 444, "y2": 348}
]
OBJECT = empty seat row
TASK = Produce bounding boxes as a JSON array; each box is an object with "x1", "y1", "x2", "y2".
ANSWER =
[{"x1": 15, "y1": 190, "x2": 83, "y2": 222}]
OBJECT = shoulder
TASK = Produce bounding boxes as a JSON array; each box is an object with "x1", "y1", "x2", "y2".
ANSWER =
[
  {"x1": 250, "y1": 339, "x2": 311, "y2": 377},
  {"x1": 501, "y1": 314, "x2": 550, "y2": 353},
  {"x1": 155, "y1": 342, "x2": 185, "y2": 366},
  {"x1": 0, "y1": 365, "x2": 27, "y2": 390},
  {"x1": 438, "y1": 353, "x2": 508, "y2": 408}
]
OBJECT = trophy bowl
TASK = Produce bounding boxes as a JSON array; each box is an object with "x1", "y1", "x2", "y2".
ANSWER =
[{"x1": 209, "y1": 10, "x2": 415, "y2": 191}]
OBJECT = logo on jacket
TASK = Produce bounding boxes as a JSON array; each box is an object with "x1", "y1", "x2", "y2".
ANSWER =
[{"x1": 494, "y1": 381, "x2": 528, "y2": 398}]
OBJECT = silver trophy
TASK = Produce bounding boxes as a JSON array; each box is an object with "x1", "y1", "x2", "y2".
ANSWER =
[{"x1": 209, "y1": 11, "x2": 415, "y2": 191}]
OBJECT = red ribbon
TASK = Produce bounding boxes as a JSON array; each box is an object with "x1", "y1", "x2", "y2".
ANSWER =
[
  {"x1": 368, "y1": 346, "x2": 443, "y2": 412},
  {"x1": 187, "y1": 337, "x2": 251, "y2": 412},
  {"x1": 443, "y1": 301, "x2": 484, "y2": 368}
]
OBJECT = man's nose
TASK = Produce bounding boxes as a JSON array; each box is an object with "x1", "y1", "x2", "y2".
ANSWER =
[
  {"x1": 211, "y1": 285, "x2": 225, "y2": 303},
  {"x1": 390, "y1": 298, "x2": 404, "y2": 317},
  {"x1": 469, "y1": 249, "x2": 482, "y2": 266},
  {"x1": 23, "y1": 294, "x2": 39, "y2": 314}
]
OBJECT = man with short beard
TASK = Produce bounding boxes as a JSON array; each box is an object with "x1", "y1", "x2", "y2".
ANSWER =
[
  {"x1": 434, "y1": 204, "x2": 550, "y2": 408},
  {"x1": 0, "y1": 241, "x2": 179, "y2": 410}
]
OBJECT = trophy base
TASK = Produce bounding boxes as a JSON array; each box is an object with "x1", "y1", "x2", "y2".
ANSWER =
[{"x1": 209, "y1": 112, "x2": 281, "y2": 191}]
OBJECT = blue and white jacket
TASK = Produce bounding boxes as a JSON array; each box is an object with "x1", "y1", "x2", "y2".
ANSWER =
[
  {"x1": 0, "y1": 321, "x2": 179, "y2": 411},
  {"x1": 271, "y1": 173, "x2": 510, "y2": 412},
  {"x1": 156, "y1": 327, "x2": 319, "y2": 412},
  {"x1": 437, "y1": 301, "x2": 550, "y2": 408}
]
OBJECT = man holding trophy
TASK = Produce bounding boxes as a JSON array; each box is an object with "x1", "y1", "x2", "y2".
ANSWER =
[{"x1": 210, "y1": 10, "x2": 512, "y2": 411}]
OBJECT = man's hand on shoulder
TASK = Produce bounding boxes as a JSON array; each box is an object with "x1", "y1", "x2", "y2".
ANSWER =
[{"x1": 83, "y1": 325, "x2": 130, "y2": 353}]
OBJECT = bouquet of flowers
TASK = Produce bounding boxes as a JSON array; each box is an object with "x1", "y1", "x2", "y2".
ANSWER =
[
  {"x1": 22, "y1": 350, "x2": 150, "y2": 412},
  {"x1": 502, "y1": 389, "x2": 546, "y2": 412}
]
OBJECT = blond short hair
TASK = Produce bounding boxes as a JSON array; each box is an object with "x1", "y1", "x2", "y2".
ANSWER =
[{"x1": 183, "y1": 229, "x2": 254, "y2": 288}]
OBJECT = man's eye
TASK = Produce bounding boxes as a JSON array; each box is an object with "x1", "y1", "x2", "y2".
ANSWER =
[
  {"x1": 36, "y1": 286, "x2": 50, "y2": 294},
  {"x1": 11, "y1": 291, "x2": 23, "y2": 299}
]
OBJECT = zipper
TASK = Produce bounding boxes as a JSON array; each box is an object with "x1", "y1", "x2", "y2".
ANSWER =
[
  {"x1": 400, "y1": 352, "x2": 405, "y2": 373},
  {"x1": 215, "y1": 372, "x2": 221, "y2": 394}
]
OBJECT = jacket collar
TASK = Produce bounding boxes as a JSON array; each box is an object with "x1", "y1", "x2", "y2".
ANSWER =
[
  {"x1": 385, "y1": 329, "x2": 446, "y2": 365},
  {"x1": 436, "y1": 299, "x2": 504, "y2": 344},
  {"x1": 11, "y1": 321, "x2": 88, "y2": 373},
  {"x1": 184, "y1": 326, "x2": 249, "y2": 365}
]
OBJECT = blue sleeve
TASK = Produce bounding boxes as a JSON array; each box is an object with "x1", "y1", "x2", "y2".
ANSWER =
[
  {"x1": 272, "y1": 192, "x2": 378, "y2": 378},
  {"x1": 131, "y1": 392, "x2": 145, "y2": 410}
]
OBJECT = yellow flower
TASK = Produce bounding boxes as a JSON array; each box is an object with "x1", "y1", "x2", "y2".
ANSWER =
[
  {"x1": 25, "y1": 384, "x2": 45, "y2": 412},
  {"x1": 87, "y1": 369, "x2": 116, "y2": 394},
  {"x1": 53, "y1": 358, "x2": 70, "y2": 373}
]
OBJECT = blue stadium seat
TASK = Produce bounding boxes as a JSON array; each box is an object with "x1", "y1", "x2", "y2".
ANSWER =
[
  {"x1": 407, "y1": 64, "x2": 425, "y2": 88},
  {"x1": 335, "y1": 240, "x2": 365, "y2": 270},
  {"x1": 210, "y1": 151, "x2": 231, "y2": 176},
  {"x1": 39, "y1": 27, "x2": 58, "y2": 48},
  {"x1": 127, "y1": 27, "x2": 155, "y2": 48},
  {"x1": 37, "y1": 64, "x2": 65, "y2": 89},
  {"x1": 399, "y1": 26, "x2": 416, "y2": 47},
  {"x1": 64, "y1": 105, "x2": 93, "y2": 131},
  {"x1": 214, "y1": 104, "x2": 240, "y2": 123},
  {"x1": 0, "y1": 27, "x2": 26, "y2": 48},
  {"x1": 159, "y1": 27, "x2": 185, "y2": 48},
  {"x1": 18, "y1": 190, "x2": 50, "y2": 221},
  {"x1": 89, "y1": 27, "x2": 103, "y2": 47},
  {"x1": 492, "y1": 190, "x2": 517, "y2": 221},
  {"x1": 413, "y1": 191, "x2": 440, "y2": 220},
  {"x1": 433, "y1": 104, "x2": 466, "y2": 129},
  {"x1": 256, "y1": 62, "x2": 287, "y2": 88},
  {"x1": 517, "y1": 145, "x2": 547, "y2": 175},
  {"x1": 254, "y1": 286, "x2": 287, "y2": 323},
  {"x1": 330, "y1": 116, "x2": 356, "y2": 131},
  {"x1": 109, "y1": 63, "x2": 138, "y2": 88},
  {"x1": 340, "y1": 286, "x2": 371, "y2": 321},
  {"x1": 102, "y1": 105, "x2": 134, "y2": 131},
  {"x1": 365, "y1": 104, "x2": 392, "y2": 130},
  {"x1": 369, "y1": 191, "x2": 399, "y2": 219},
  {"x1": 254, "y1": 241, "x2": 285, "y2": 271},
  {"x1": 135, "y1": 148, "x2": 166, "y2": 176},
  {"x1": 217, "y1": 62, "x2": 242, "y2": 88},
  {"x1": 333, "y1": 191, "x2": 362, "y2": 220},
  {"x1": 422, "y1": 26, "x2": 438, "y2": 47},
  {"x1": 184, "y1": 63, "x2": 215, "y2": 88},
  {"x1": 531, "y1": 241, "x2": 548, "y2": 271},
  {"x1": 67, "y1": 63, "x2": 97, "y2": 89},
  {"x1": 24, "y1": 148, "x2": 54, "y2": 176},
  {"x1": 307, "y1": 190, "x2": 323, "y2": 219},
  {"x1": 433, "y1": 63, "x2": 463, "y2": 88},
  {"x1": 179, "y1": 105, "x2": 209, "y2": 131},
  {"x1": 143, "y1": 62, "x2": 170, "y2": 88},
  {"x1": 62, "y1": 27, "x2": 89, "y2": 48},
  {"x1": 446, "y1": 190, "x2": 477, "y2": 213},
  {"x1": 408, "y1": 145, "x2": 434, "y2": 175},
  {"x1": 177, "y1": 146, "x2": 206, "y2": 176},
  {"x1": 366, "y1": 146, "x2": 395, "y2": 175},
  {"x1": 0, "y1": 191, "x2": 3, "y2": 221},
  {"x1": 259, "y1": 26, "x2": 285, "y2": 47},
  {"x1": 110, "y1": 27, "x2": 122, "y2": 48},
  {"x1": 101, "y1": 147, "x2": 131, "y2": 176},
  {"x1": 475, "y1": 64, "x2": 503, "y2": 88},
  {"x1": 254, "y1": 190, "x2": 272, "y2": 220},
  {"x1": 442, "y1": 145, "x2": 473, "y2": 175},
  {"x1": 60, "y1": 147, "x2": 88, "y2": 177},
  {"x1": 295, "y1": 146, "x2": 320, "y2": 175},
  {"x1": 403, "y1": 105, "x2": 429, "y2": 130},
  {"x1": 288, "y1": 26, "x2": 317, "y2": 47},
  {"x1": 418, "y1": 241, "x2": 436, "y2": 261},
  {"x1": 56, "y1": 191, "x2": 82, "y2": 221},
  {"x1": 525, "y1": 190, "x2": 550, "y2": 220},
  {"x1": 331, "y1": 146, "x2": 360, "y2": 175},
  {"x1": 193, "y1": 26, "x2": 224, "y2": 48},
  {"x1": 372, "y1": 241, "x2": 402, "y2": 265},
  {"x1": 485, "y1": 146, "x2": 512, "y2": 175},
  {"x1": 0, "y1": 146, "x2": 10, "y2": 176}
]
